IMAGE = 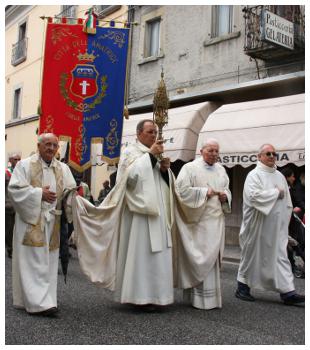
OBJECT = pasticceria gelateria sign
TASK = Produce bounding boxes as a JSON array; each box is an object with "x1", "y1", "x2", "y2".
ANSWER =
[{"x1": 261, "y1": 9, "x2": 294, "y2": 50}]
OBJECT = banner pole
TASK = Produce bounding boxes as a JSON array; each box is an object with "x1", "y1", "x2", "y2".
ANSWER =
[{"x1": 37, "y1": 16, "x2": 49, "y2": 131}]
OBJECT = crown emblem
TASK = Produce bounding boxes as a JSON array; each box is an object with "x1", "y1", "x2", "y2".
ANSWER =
[{"x1": 77, "y1": 50, "x2": 96, "y2": 62}]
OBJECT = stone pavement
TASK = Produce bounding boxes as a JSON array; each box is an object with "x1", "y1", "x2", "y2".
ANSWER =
[
  {"x1": 5, "y1": 251, "x2": 304, "y2": 345},
  {"x1": 223, "y1": 244, "x2": 241, "y2": 264}
]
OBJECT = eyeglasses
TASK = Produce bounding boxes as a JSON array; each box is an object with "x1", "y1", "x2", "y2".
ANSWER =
[{"x1": 263, "y1": 152, "x2": 277, "y2": 157}]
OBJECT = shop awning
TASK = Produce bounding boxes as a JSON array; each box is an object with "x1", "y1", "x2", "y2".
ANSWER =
[
  {"x1": 196, "y1": 94, "x2": 305, "y2": 167},
  {"x1": 122, "y1": 102, "x2": 220, "y2": 162}
]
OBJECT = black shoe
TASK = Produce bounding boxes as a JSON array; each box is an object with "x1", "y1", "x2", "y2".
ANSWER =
[
  {"x1": 28, "y1": 307, "x2": 59, "y2": 317},
  {"x1": 235, "y1": 289, "x2": 255, "y2": 302},
  {"x1": 282, "y1": 294, "x2": 304, "y2": 306}
]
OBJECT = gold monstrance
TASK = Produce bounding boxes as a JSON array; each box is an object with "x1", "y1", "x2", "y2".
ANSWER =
[{"x1": 153, "y1": 70, "x2": 169, "y2": 143}]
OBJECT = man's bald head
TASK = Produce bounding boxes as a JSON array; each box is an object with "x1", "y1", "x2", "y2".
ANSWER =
[{"x1": 258, "y1": 143, "x2": 277, "y2": 168}]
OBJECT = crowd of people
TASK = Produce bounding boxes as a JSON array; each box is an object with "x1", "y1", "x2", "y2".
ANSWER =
[{"x1": 5, "y1": 123, "x2": 305, "y2": 317}]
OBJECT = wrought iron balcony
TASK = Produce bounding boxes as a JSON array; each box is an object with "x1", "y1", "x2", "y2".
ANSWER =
[
  {"x1": 243, "y1": 5, "x2": 305, "y2": 61},
  {"x1": 11, "y1": 37, "x2": 28, "y2": 66}
]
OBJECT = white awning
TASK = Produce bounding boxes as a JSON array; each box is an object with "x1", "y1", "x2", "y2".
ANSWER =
[
  {"x1": 122, "y1": 102, "x2": 220, "y2": 162},
  {"x1": 196, "y1": 94, "x2": 305, "y2": 167}
]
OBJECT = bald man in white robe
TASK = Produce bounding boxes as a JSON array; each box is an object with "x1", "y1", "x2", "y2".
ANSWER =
[
  {"x1": 175, "y1": 139, "x2": 231, "y2": 309},
  {"x1": 235, "y1": 144, "x2": 304, "y2": 306}
]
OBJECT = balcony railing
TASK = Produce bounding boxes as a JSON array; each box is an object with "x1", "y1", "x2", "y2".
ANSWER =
[
  {"x1": 11, "y1": 37, "x2": 28, "y2": 66},
  {"x1": 243, "y1": 5, "x2": 305, "y2": 61},
  {"x1": 55, "y1": 5, "x2": 76, "y2": 24}
]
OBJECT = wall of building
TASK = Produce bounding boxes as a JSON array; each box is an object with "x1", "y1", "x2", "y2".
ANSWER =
[
  {"x1": 129, "y1": 5, "x2": 257, "y2": 104},
  {"x1": 128, "y1": 5, "x2": 304, "y2": 105},
  {"x1": 5, "y1": 5, "x2": 129, "y2": 200},
  {"x1": 5, "y1": 120, "x2": 38, "y2": 160},
  {"x1": 5, "y1": 6, "x2": 60, "y2": 123}
]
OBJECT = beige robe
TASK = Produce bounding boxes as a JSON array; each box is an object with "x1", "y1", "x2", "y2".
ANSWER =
[
  {"x1": 174, "y1": 158, "x2": 231, "y2": 309},
  {"x1": 8, "y1": 154, "x2": 76, "y2": 313},
  {"x1": 73, "y1": 141, "x2": 175, "y2": 305},
  {"x1": 237, "y1": 161, "x2": 295, "y2": 294}
]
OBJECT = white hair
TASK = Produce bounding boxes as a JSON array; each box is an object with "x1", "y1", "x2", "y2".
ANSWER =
[
  {"x1": 258, "y1": 143, "x2": 275, "y2": 154},
  {"x1": 9, "y1": 152, "x2": 21, "y2": 159},
  {"x1": 38, "y1": 133, "x2": 58, "y2": 144},
  {"x1": 201, "y1": 138, "x2": 219, "y2": 150}
]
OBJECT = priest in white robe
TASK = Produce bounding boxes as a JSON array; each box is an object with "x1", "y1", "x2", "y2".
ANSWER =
[
  {"x1": 236, "y1": 143, "x2": 304, "y2": 306},
  {"x1": 8, "y1": 133, "x2": 76, "y2": 316},
  {"x1": 73, "y1": 119, "x2": 175, "y2": 307},
  {"x1": 174, "y1": 139, "x2": 231, "y2": 310}
]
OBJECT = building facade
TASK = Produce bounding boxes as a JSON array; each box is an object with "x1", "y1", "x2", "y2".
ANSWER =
[{"x1": 125, "y1": 5, "x2": 305, "y2": 244}]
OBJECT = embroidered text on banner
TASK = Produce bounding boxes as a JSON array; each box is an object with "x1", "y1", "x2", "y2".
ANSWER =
[{"x1": 39, "y1": 23, "x2": 129, "y2": 171}]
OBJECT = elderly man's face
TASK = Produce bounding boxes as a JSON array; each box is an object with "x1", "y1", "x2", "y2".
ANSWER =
[
  {"x1": 10, "y1": 155, "x2": 21, "y2": 169},
  {"x1": 201, "y1": 143, "x2": 219, "y2": 165},
  {"x1": 38, "y1": 135, "x2": 59, "y2": 162},
  {"x1": 258, "y1": 145, "x2": 277, "y2": 168},
  {"x1": 137, "y1": 121, "x2": 158, "y2": 148}
]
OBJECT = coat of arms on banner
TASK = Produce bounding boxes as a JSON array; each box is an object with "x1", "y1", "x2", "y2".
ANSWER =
[
  {"x1": 70, "y1": 63, "x2": 99, "y2": 99},
  {"x1": 39, "y1": 23, "x2": 129, "y2": 171}
]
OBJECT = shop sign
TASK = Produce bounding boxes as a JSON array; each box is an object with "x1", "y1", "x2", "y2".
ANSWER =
[
  {"x1": 261, "y1": 9, "x2": 294, "y2": 50},
  {"x1": 218, "y1": 150, "x2": 305, "y2": 168}
]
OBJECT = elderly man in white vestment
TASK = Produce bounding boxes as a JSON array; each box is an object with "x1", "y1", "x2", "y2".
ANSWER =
[
  {"x1": 8, "y1": 133, "x2": 76, "y2": 316},
  {"x1": 236, "y1": 144, "x2": 304, "y2": 306},
  {"x1": 175, "y1": 139, "x2": 231, "y2": 309}
]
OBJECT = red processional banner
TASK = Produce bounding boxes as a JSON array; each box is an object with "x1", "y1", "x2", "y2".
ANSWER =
[{"x1": 39, "y1": 21, "x2": 129, "y2": 171}]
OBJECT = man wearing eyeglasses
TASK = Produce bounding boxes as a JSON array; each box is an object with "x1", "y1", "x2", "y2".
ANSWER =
[
  {"x1": 235, "y1": 144, "x2": 304, "y2": 306},
  {"x1": 5, "y1": 153, "x2": 21, "y2": 258}
]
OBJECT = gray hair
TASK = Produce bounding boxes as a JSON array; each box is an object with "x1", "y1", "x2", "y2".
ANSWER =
[
  {"x1": 38, "y1": 133, "x2": 58, "y2": 144},
  {"x1": 9, "y1": 152, "x2": 21, "y2": 159},
  {"x1": 201, "y1": 138, "x2": 219, "y2": 150},
  {"x1": 258, "y1": 143, "x2": 275, "y2": 154}
]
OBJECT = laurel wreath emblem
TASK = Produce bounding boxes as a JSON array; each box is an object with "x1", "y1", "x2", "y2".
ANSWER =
[{"x1": 59, "y1": 73, "x2": 108, "y2": 112}]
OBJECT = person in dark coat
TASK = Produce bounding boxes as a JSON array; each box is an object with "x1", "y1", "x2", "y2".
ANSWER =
[
  {"x1": 281, "y1": 167, "x2": 305, "y2": 273},
  {"x1": 5, "y1": 153, "x2": 21, "y2": 258},
  {"x1": 97, "y1": 180, "x2": 111, "y2": 203},
  {"x1": 109, "y1": 169, "x2": 117, "y2": 189}
]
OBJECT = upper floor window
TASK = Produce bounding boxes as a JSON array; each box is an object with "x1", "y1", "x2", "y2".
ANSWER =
[
  {"x1": 96, "y1": 5, "x2": 111, "y2": 13},
  {"x1": 145, "y1": 18, "x2": 160, "y2": 57},
  {"x1": 55, "y1": 5, "x2": 76, "y2": 23},
  {"x1": 95, "y1": 5, "x2": 122, "y2": 17},
  {"x1": 60, "y1": 5, "x2": 76, "y2": 18},
  {"x1": 138, "y1": 8, "x2": 164, "y2": 64},
  {"x1": 11, "y1": 20, "x2": 28, "y2": 66},
  {"x1": 212, "y1": 5, "x2": 233, "y2": 38},
  {"x1": 18, "y1": 21, "x2": 27, "y2": 41},
  {"x1": 12, "y1": 87, "x2": 22, "y2": 120}
]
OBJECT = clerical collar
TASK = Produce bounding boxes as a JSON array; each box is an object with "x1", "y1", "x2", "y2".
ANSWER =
[
  {"x1": 204, "y1": 161, "x2": 215, "y2": 169},
  {"x1": 39, "y1": 156, "x2": 52, "y2": 167}
]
